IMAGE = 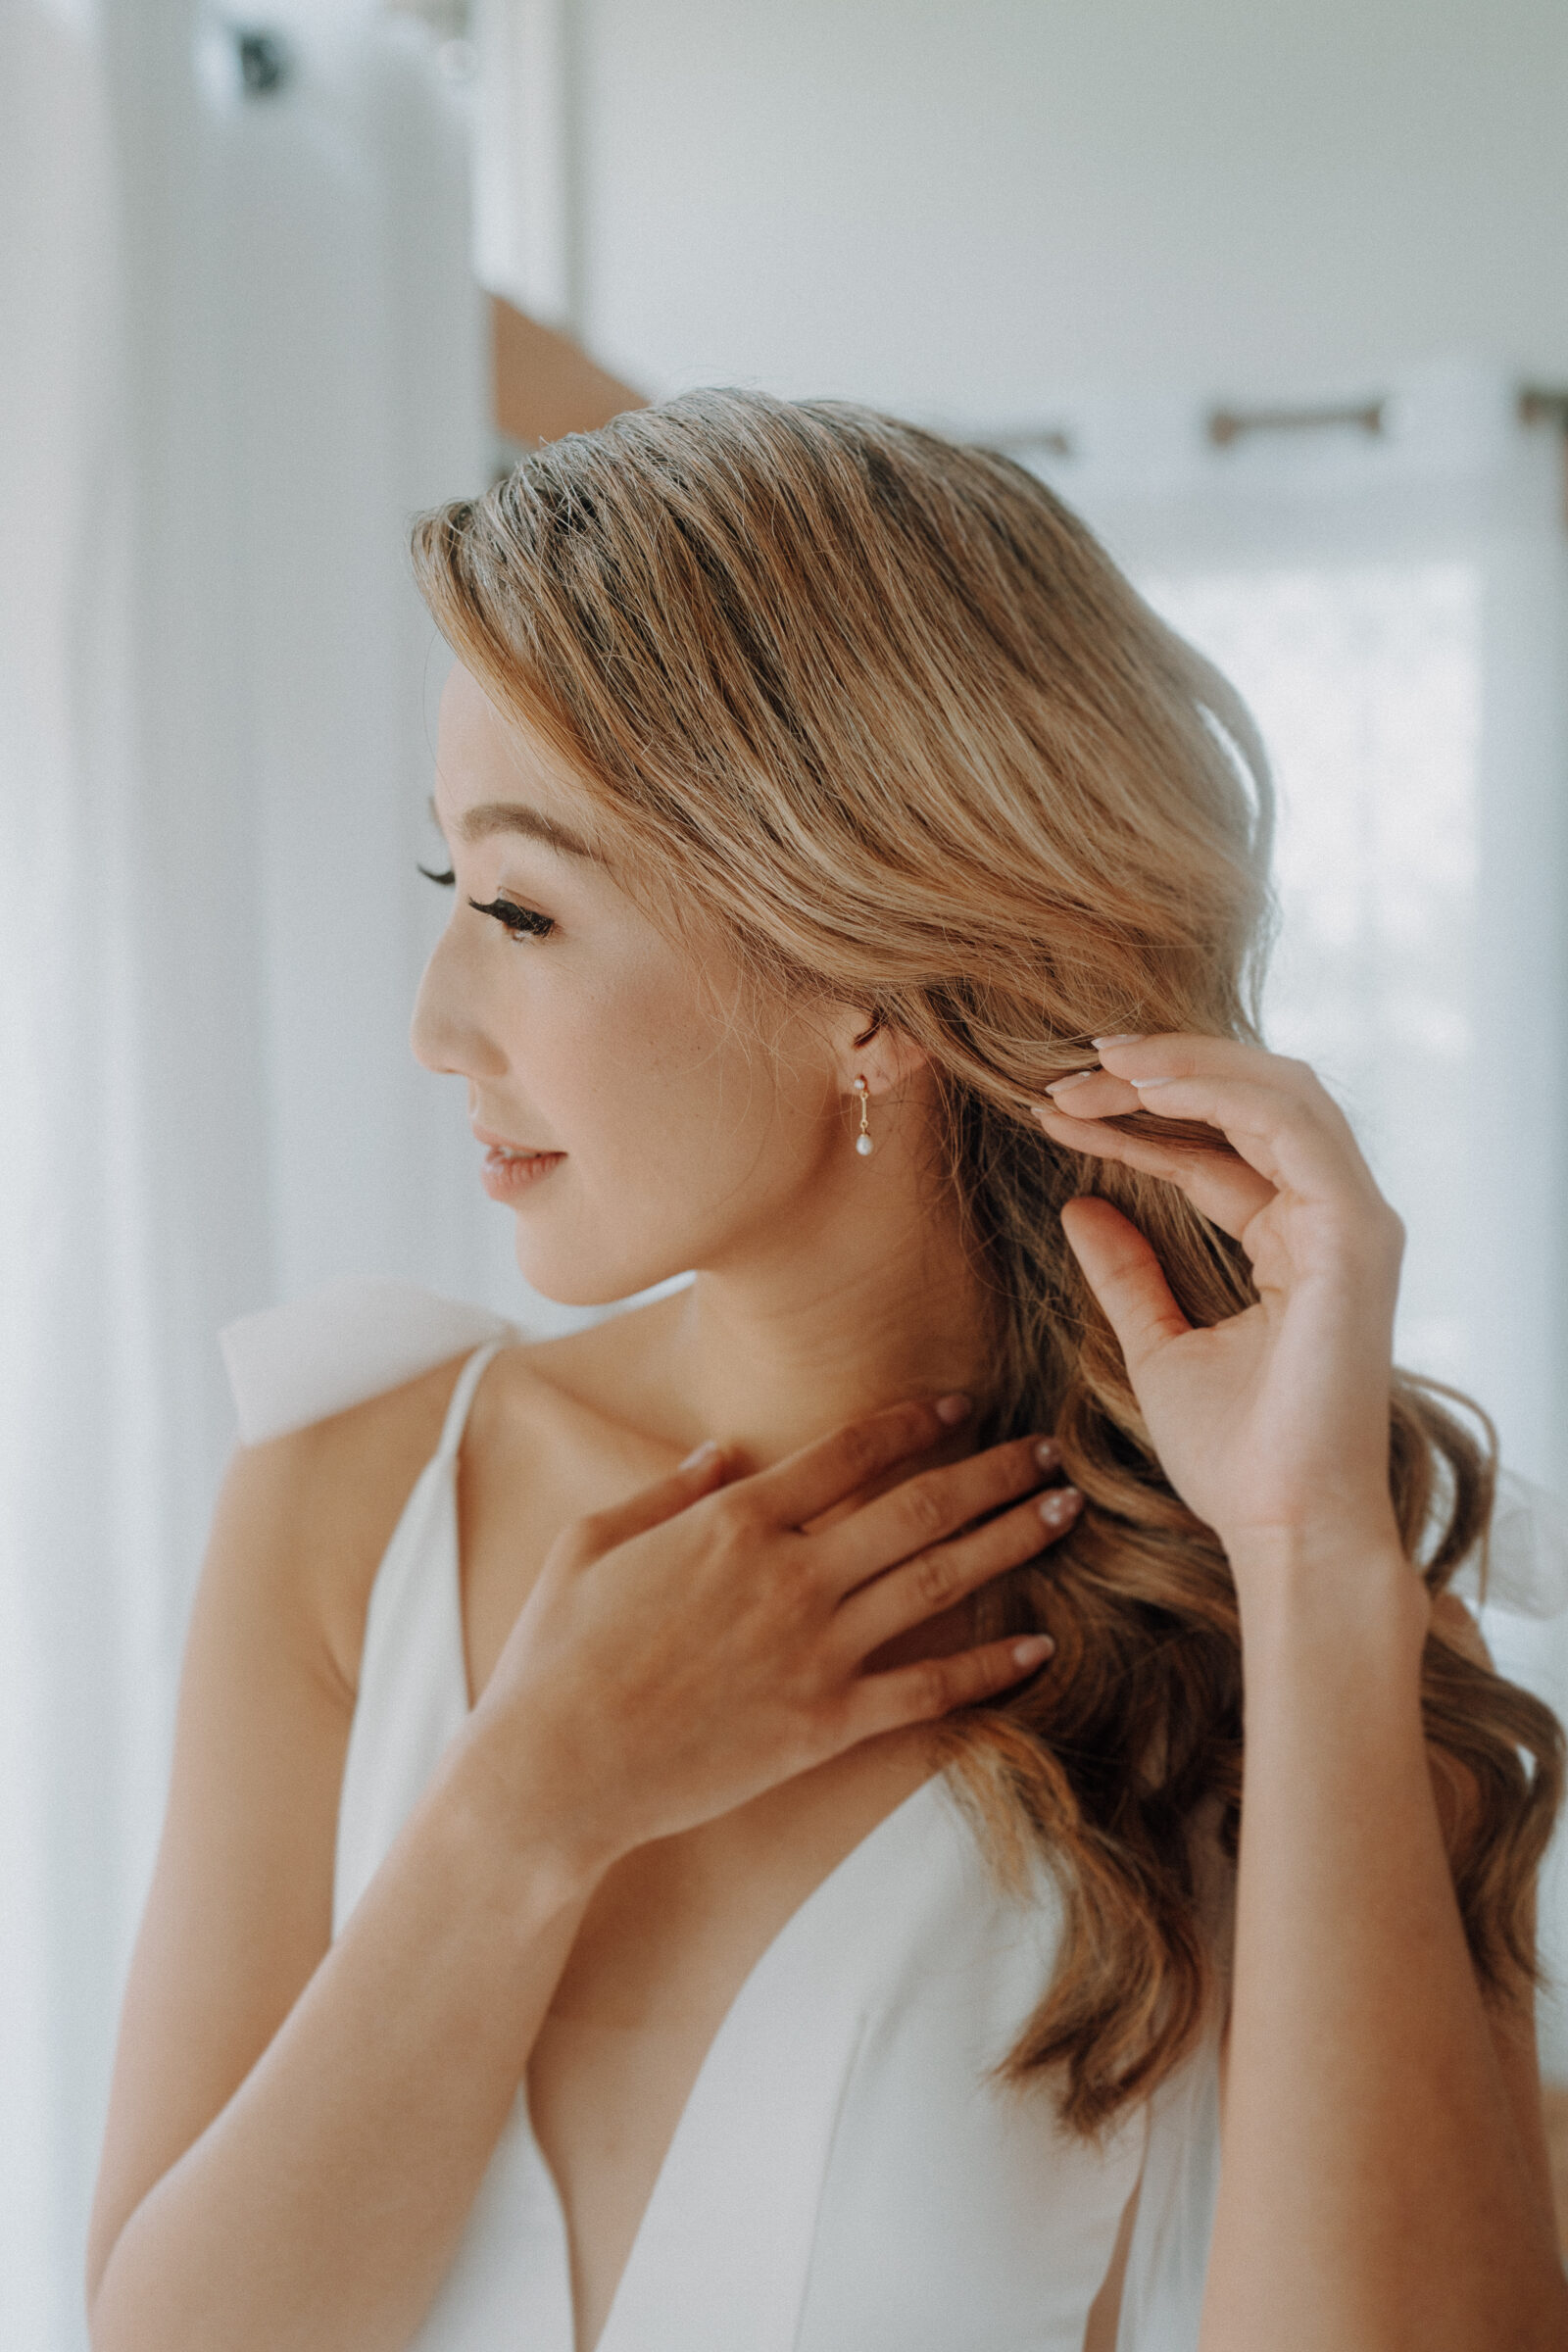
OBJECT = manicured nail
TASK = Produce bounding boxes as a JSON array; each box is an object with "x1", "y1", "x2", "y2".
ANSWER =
[
  {"x1": 1128, "y1": 1075, "x2": 1175, "y2": 1090},
  {"x1": 1011, "y1": 1634, "x2": 1054, "y2": 1670},
  {"x1": 1038, "y1": 1486, "x2": 1082, "y2": 1527},
  {"x1": 1033, "y1": 1437, "x2": 1061, "y2": 1470},
  {"x1": 1092, "y1": 1033, "x2": 1145, "y2": 1049},
  {"x1": 934, "y1": 1392, "x2": 972, "y2": 1425},
  {"x1": 1044, "y1": 1069, "x2": 1096, "y2": 1098},
  {"x1": 680, "y1": 1439, "x2": 720, "y2": 1469}
]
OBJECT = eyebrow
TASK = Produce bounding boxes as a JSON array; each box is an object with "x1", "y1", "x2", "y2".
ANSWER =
[{"x1": 428, "y1": 795, "x2": 605, "y2": 863}]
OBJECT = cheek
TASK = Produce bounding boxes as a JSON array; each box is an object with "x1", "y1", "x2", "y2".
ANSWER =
[
  {"x1": 536, "y1": 957, "x2": 822, "y2": 1193},
  {"x1": 505, "y1": 953, "x2": 737, "y2": 1137}
]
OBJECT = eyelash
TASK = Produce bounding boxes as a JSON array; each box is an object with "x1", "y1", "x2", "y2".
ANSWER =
[{"x1": 418, "y1": 862, "x2": 557, "y2": 943}]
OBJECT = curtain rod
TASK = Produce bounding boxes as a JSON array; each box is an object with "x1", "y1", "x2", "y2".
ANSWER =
[
  {"x1": 1207, "y1": 399, "x2": 1385, "y2": 447},
  {"x1": 977, "y1": 427, "x2": 1075, "y2": 460},
  {"x1": 982, "y1": 384, "x2": 1568, "y2": 467}
]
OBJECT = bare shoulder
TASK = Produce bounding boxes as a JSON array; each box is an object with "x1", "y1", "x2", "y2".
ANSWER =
[
  {"x1": 220, "y1": 1295, "x2": 693, "y2": 1713},
  {"x1": 217, "y1": 1348, "x2": 487, "y2": 1702}
]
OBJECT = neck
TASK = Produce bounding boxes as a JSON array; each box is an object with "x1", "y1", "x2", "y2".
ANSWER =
[{"x1": 662, "y1": 1165, "x2": 999, "y2": 1476}]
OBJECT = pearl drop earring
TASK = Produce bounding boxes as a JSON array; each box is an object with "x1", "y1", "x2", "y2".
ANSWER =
[{"x1": 852, "y1": 1076, "x2": 874, "y2": 1156}]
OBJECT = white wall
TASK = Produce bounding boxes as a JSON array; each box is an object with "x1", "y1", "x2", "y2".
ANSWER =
[{"x1": 573, "y1": 0, "x2": 1568, "y2": 417}]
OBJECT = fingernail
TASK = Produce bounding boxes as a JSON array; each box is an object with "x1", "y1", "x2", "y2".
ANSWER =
[
  {"x1": 1011, "y1": 1634, "x2": 1054, "y2": 1670},
  {"x1": 1038, "y1": 1486, "x2": 1082, "y2": 1527},
  {"x1": 1033, "y1": 1437, "x2": 1061, "y2": 1470},
  {"x1": 1044, "y1": 1069, "x2": 1096, "y2": 1098},
  {"x1": 1092, "y1": 1033, "x2": 1145, "y2": 1049},
  {"x1": 680, "y1": 1439, "x2": 720, "y2": 1469},
  {"x1": 1128, "y1": 1075, "x2": 1175, "y2": 1090},
  {"x1": 934, "y1": 1392, "x2": 972, "y2": 1425}
]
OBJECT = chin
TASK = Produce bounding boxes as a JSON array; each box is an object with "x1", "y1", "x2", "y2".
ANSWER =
[{"x1": 511, "y1": 1225, "x2": 695, "y2": 1312}]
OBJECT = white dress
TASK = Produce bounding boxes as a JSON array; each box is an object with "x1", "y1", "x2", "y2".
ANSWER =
[{"x1": 222, "y1": 1279, "x2": 1229, "y2": 2351}]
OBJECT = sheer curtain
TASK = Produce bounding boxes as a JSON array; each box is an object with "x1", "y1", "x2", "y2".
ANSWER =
[
  {"x1": 1, "y1": 5, "x2": 497, "y2": 2342},
  {"x1": 1015, "y1": 361, "x2": 1568, "y2": 2064}
]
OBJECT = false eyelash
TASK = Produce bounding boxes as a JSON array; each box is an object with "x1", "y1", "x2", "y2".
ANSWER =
[
  {"x1": 417, "y1": 860, "x2": 556, "y2": 941},
  {"x1": 467, "y1": 895, "x2": 556, "y2": 940}
]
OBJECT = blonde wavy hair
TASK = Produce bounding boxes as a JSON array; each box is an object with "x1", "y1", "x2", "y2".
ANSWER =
[{"x1": 413, "y1": 389, "x2": 1562, "y2": 2135}]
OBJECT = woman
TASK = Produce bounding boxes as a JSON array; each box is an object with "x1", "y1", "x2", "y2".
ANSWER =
[{"x1": 86, "y1": 393, "x2": 1565, "y2": 2350}]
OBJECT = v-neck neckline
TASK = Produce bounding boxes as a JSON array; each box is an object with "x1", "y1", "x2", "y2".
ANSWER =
[
  {"x1": 429, "y1": 1370, "x2": 956, "y2": 2351},
  {"x1": 553, "y1": 1767, "x2": 952, "y2": 2352}
]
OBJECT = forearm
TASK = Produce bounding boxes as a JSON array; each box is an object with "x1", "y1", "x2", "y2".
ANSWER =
[
  {"x1": 1201, "y1": 1539, "x2": 1567, "y2": 2352},
  {"x1": 89, "y1": 1726, "x2": 597, "y2": 2352}
]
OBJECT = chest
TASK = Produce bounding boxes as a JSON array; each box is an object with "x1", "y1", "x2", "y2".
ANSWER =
[
  {"x1": 529, "y1": 1734, "x2": 945, "y2": 2344},
  {"x1": 453, "y1": 1401, "x2": 956, "y2": 2347},
  {"x1": 334, "y1": 1425, "x2": 1155, "y2": 2352}
]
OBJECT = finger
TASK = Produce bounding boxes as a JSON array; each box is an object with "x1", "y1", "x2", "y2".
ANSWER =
[
  {"x1": 1096, "y1": 1030, "x2": 1342, "y2": 1103},
  {"x1": 834, "y1": 1483, "x2": 1081, "y2": 1661},
  {"x1": 1039, "y1": 1067, "x2": 1145, "y2": 1119},
  {"x1": 1042, "y1": 1034, "x2": 1338, "y2": 1124},
  {"x1": 1095, "y1": 1035, "x2": 1364, "y2": 1159},
  {"x1": 567, "y1": 1440, "x2": 731, "y2": 1560},
  {"x1": 749, "y1": 1396, "x2": 974, "y2": 1530},
  {"x1": 1097, "y1": 1072, "x2": 1369, "y2": 1202},
  {"x1": 1058, "y1": 1196, "x2": 1192, "y2": 1380},
  {"x1": 844, "y1": 1632, "x2": 1055, "y2": 1742},
  {"x1": 816, "y1": 1433, "x2": 1062, "y2": 1592},
  {"x1": 1031, "y1": 1101, "x2": 1277, "y2": 1240}
]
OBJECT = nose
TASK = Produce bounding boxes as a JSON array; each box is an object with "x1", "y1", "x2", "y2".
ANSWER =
[{"x1": 410, "y1": 922, "x2": 508, "y2": 1080}]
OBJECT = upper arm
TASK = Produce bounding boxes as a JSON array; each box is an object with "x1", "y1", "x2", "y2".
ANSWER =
[
  {"x1": 85, "y1": 1364, "x2": 463, "y2": 2304},
  {"x1": 84, "y1": 1431, "x2": 356, "y2": 2301},
  {"x1": 1425, "y1": 1593, "x2": 1556, "y2": 2243},
  {"x1": 1207, "y1": 1589, "x2": 1560, "y2": 2258}
]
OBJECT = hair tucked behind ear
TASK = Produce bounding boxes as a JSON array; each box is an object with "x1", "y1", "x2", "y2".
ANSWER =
[{"x1": 412, "y1": 388, "x2": 1563, "y2": 2135}]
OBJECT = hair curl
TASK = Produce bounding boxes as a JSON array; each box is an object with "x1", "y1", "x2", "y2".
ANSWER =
[{"x1": 413, "y1": 388, "x2": 1563, "y2": 2134}]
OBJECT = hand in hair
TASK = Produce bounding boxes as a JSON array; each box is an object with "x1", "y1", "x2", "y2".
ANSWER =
[
  {"x1": 1033, "y1": 1034, "x2": 1409, "y2": 1602},
  {"x1": 1035, "y1": 1039, "x2": 1568, "y2": 2347}
]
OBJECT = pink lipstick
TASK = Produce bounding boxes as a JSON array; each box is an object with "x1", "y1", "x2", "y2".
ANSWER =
[{"x1": 475, "y1": 1133, "x2": 565, "y2": 1201}]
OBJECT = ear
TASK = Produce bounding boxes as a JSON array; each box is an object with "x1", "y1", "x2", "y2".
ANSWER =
[{"x1": 829, "y1": 1005, "x2": 929, "y2": 1097}]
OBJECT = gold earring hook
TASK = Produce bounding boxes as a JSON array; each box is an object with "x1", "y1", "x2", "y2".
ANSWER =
[{"x1": 852, "y1": 1076, "x2": 874, "y2": 1157}]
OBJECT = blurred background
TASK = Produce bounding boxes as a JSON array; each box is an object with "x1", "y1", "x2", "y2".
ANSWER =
[{"x1": 4, "y1": 1, "x2": 1567, "y2": 2337}]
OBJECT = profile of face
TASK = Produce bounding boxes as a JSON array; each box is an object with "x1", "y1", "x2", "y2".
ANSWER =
[{"x1": 412, "y1": 664, "x2": 926, "y2": 1306}]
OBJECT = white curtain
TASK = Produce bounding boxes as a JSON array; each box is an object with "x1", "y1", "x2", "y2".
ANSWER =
[{"x1": 0, "y1": 5, "x2": 501, "y2": 2341}]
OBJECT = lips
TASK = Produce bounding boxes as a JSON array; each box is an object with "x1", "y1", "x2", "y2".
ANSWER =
[{"x1": 474, "y1": 1126, "x2": 564, "y2": 1201}]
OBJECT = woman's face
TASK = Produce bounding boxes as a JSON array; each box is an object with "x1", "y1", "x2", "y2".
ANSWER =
[{"x1": 412, "y1": 663, "x2": 860, "y2": 1305}]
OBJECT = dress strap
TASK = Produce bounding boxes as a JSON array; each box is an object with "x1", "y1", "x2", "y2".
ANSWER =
[{"x1": 434, "y1": 1340, "x2": 510, "y2": 1465}]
